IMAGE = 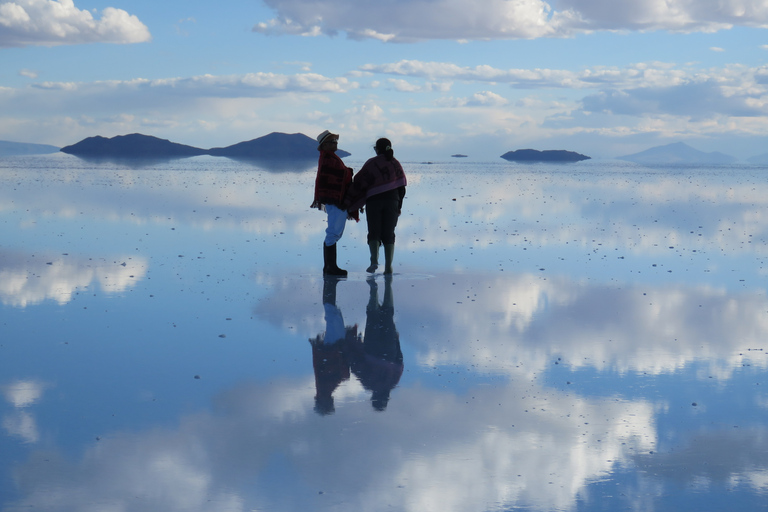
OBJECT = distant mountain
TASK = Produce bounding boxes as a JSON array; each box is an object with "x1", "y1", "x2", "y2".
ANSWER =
[
  {"x1": 0, "y1": 140, "x2": 60, "y2": 156},
  {"x1": 61, "y1": 134, "x2": 207, "y2": 158},
  {"x1": 747, "y1": 152, "x2": 768, "y2": 165},
  {"x1": 209, "y1": 132, "x2": 349, "y2": 159},
  {"x1": 618, "y1": 142, "x2": 736, "y2": 164},
  {"x1": 60, "y1": 132, "x2": 350, "y2": 161},
  {"x1": 501, "y1": 149, "x2": 590, "y2": 163}
]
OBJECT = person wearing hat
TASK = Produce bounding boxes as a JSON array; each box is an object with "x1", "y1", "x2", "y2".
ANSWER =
[
  {"x1": 311, "y1": 130, "x2": 356, "y2": 276},
  {"x1": 345, "y1": 138, "x2": 407, "y2": 274}
]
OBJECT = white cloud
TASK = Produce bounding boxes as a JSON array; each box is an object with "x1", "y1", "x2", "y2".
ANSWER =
[
  {"x1": 359, "y1": 60, "x2": 768, "y2": 121},
  {"x1": 0, "y1": 0, "x2": 151, "y2": 47},
  {"x1": 9, "y1": 72, "x2": 356, "y2": 108},
  {"x1": 18, "y1": 68, "x2": 37, "y2": 78},
  {"x1": 2, "y1": 60, "x2": 768, "y2": 157},
  {"x1": 255, "y1": 0, "x2": 580, "y2": 42},
  {"x1": 466, "y1": 90, "x2": 509, "y2": 106},
  {"x1": 436, "y1": 90, "x2": 510, "y2": 108},
  {"x1": 253, "y1": 0, "x2": 768, "y2": 42},
  {"x1": 359, "y1": 60, "x2": 694, "y2": 89},
  {"x1": 580, "y1": 78, "x2": 768, "y2": 118},
  {"x1": 561, "y1": 0, "x2": 768, "y2": 32}
]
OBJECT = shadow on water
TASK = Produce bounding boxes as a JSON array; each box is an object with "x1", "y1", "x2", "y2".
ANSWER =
[{"x1": 310, "y1": 275, "x2": 403, "y2": 415}]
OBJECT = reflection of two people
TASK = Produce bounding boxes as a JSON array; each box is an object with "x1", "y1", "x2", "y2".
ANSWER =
[{"x1": 310, "y1": 276, "x2": 403, "y2": 415}]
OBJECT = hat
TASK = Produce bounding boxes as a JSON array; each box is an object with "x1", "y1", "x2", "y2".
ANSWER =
[{"x1": 317, "y1": 130, "x2": 338, "y2": 148}]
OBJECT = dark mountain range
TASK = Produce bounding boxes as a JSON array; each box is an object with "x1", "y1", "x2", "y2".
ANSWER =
[
  {"x1": 618, "y1": 142, "x2": 736, "y2": 164},
  {"x1": 501, "y1": 149, "x2": 590, "y2": 162},
  {"x1": 60, "y1": 132, "x2": 351, "y2": 160},
  {"x1": 61, "y1": 134, "x2": 207, "y2": 158},
  {"x1": 0, "y1": 140, "x2": 60, "y2": 156}
]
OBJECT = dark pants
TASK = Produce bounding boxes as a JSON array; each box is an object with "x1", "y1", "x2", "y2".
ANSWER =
[{"x1": 365, "y1": 190, "x2": 400, "y2": 245}]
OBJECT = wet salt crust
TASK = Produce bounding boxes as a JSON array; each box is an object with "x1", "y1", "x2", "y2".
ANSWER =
[{"x1": 1, "y1": 154, "x2": 767, "y2": 511}]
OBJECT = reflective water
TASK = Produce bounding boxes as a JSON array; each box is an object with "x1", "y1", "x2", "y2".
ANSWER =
[{"x1": 1, "y1": 154, "x2": 767, "y2": 512}]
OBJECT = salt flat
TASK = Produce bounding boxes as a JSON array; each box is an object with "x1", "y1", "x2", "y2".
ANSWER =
[{"x1": 1, "y1": 154, "x2": 767, "y2": 512}]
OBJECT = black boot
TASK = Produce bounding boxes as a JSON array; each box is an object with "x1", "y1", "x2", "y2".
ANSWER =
[
  {"x1": 323, "y1": 243, "x2": 348, "y2": 276},
  {"x1": 323, "y1": 275, "x2": 338, "y2": 304}
]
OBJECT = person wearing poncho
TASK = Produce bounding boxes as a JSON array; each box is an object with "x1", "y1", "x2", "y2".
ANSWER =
[
  {"x1": 345, "y1": 138, "x2": 407, "y2": 274},
  {"x1": 311, "y1": 130, "x2": 356, "y2": 276}
]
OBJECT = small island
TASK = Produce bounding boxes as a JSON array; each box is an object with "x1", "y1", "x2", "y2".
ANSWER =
[
  {"x1": 451, "y1": 154, "x2": 468, "y2": 158},
  {"x1": 501, "y1": 149, "x2": 590, "y2": 163}
]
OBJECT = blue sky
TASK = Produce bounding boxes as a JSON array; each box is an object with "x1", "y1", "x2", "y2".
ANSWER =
[{"x1": 1, "y1": 0, "x2": 768, "y2": 160}]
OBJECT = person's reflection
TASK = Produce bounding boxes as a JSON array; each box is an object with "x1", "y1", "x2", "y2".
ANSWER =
[
  {"x1": 309, "y1": 275, "x2": 404, "y2": 414},
  {"x1": 309, "y1": 276, "x2": 356, "y2": 415},
  {"x1": 348, "y1": 275, "x2": 403, "y2": 411}
]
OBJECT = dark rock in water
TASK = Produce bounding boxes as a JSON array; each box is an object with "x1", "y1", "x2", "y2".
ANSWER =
[
  {"x1": 0, "y1": 140, "x2": 60, "y2": 156},
  {"x1": 618, "y1": 142, "x2": 736, "y2": 164},
  {"x1": 209, "y1": 132, "x2": 351, "y2": 159},
  {"x1": 61, "y1": 133, "x2": 206, "y2": 158},
  {"x1": 501, "y1": 149, "x2": 590, "y2": 163},
  {"x1": 451, "y1": 154, "x2": 468, "y2": 158}
]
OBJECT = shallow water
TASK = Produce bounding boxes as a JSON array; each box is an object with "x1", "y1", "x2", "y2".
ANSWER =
[{"x1": 1, "y1": 154, "x2": 767, "y2": 511}]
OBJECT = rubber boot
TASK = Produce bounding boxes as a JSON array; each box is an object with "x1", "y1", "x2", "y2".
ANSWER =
[
  {"x1": 383, "y1": 243, "x2": 395, "y2": 274},
  {"x1": 366, "y1": 240, "x2": 380, "y2": 273},
  {"x1": 323, "y1": 275, "x2": 338, "y2": 304},
  {"x1": 323, "y1": 243, "x2": 348, "y2": 277}
]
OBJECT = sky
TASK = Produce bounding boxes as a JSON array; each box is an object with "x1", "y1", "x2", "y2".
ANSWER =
[{"x1": 1, "y1": 0, "x2": 768, "y2": 161}]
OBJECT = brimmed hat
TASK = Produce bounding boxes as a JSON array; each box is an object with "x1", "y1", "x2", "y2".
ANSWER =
[{"x1": 317, "y1": 130, "x2": 338, "y2": 149}]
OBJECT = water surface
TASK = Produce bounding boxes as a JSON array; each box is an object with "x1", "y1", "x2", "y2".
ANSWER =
[{"x1": 1, "y1": 155, "x2": 767, "y2": 511}]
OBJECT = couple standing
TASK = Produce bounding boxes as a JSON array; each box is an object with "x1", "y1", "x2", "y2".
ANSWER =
[{"x1": 311, "y1": 130, "x2": 407, "y2": 276}]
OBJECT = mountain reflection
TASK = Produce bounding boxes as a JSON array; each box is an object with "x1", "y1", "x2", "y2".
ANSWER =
[
  {"x1": 68, "y1": 155, "x2": 197, "y2": 169},
  {"x1": 311, "y1": 276, "x2": 403, "y2": 414},
  {"x1": 222, "y1": 156, "x2": 317, "y2": 173}
]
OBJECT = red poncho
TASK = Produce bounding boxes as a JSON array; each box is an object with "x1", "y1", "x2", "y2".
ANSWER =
[{"x1": 311, "y1": 151, "x2": 353, "y2": 209}]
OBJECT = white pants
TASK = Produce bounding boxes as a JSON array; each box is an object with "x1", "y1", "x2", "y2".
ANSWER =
[
  {"x1": 324, "y1": 204, "x2": 347, "y2": 246},
  {"x1": 323, "y1": 303, "x2": 345, "y2": 344}
]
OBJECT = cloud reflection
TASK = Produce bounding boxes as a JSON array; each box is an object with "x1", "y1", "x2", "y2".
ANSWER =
[
  {"x1": 6, "y1": 161, "x2": 768, "y2": 265},
  {"x1": 256, "y1": 271, "x2": 768, "y2": 380},
  {"x1": 7, "y1": 372, "x2": 656, "y2": 512},
  {"x1": 0, "y1": 251, "x2": 147, "y2": 307},
  {"x1": 2, "y1": 380, "x2": 46, "y2": 444}
]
